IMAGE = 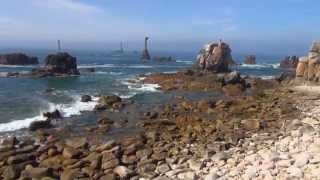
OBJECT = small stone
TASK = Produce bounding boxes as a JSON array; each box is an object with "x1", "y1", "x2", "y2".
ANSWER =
[
  {"x1": 101, "y1": 158, "x2": 119, "y2": 170},
  {"x1": 243, "y1": 166, "x2": 257, "y2": 179},
  {"x1": 287, "y1": 166, "x2": 303, "y2": 178},
  {"x1": 177, "y1": 171, "x2": 196, "y2": 180},
  {"x1": 293, "y1": 153, "x2": 310, "y2": 167},
  {"x1": 2, "y1": 165, "x2": 20, "y2": 179},
  {"x1": 96, "y1": 140, "x2": 116, "y2": 152},
  {"x1": 113, "y1": 166, "x2": 133, "y2": 178},
  {"x1": 188, "y1": 159, "x2": 204, "y2": 171},
  {"x1": 308, "y1": 143, "x2": 320, "y2": 153},
  {"x1": 156, "y1": 163, "x2": 171, "y2": 174},
  {"x1": 277, "y1": 160, "x2": 292, "y2": 167},
  {"x1": 66, "y1": 137, "x2": 88, "y2": 149},
  {"x1": 60, "y1": 169, "x2": 81, "y2": 180},
  {"x1": 62, "y1": 147, "x2": 81, "y2": 159},
  {"x1": 302, "y1": 117, "x2": 320, "y2": 126},
  {"x1": 23, "y1": 167, "x2": 51, "y2": 178}
]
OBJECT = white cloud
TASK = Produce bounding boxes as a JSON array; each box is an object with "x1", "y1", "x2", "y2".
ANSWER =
[{"x1": 31, "y1": 0, "x2": 103, "y2": 14}]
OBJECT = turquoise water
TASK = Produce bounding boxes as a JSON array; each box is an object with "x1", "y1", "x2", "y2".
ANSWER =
[{"x1": 0, "y1": 49, "x2": 285, "y2": 134}]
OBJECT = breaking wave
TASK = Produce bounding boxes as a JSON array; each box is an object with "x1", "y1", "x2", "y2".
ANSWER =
[{"x1": 0, "y1": 95, "x2": 98, "y2": 132}]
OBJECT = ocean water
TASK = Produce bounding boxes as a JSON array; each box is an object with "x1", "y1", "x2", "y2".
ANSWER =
[{"x1": 0, "y1": 49, "x2": 285, "y2": 136}]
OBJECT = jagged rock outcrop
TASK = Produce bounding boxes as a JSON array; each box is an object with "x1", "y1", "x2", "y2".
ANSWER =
[
  {"x1": 296, "y1": 42, "x2": 320, "y2": 81},
  {"x1": 31, "y1": 52, "x2": 80, "y2": 77},
  {"x1": 0, "y1": 53, "x2": 38, "y2": 65},
  {"x1": 141, "y1": 37, "x2": 151, "y2": 61},
  {"x1": 280, "y1": 56, "x2": 299, "y2": 69},
  {"x1": 244, "y1": 55, "x2": 256, "y2": 65},
  {"x1": 195, "y1": 41, "x2": 233, "y2": 72}
]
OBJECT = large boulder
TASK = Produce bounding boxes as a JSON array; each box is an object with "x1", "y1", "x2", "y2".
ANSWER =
[
  {"x1": 280, "y1": 56, "x2": 299, "y2": 69},
  {"x1": 0, "y1": 53, "x2": 38, "y2": 65},
  {"x1": 296, "y1": 42, "x2": 320, "y2": 82},
  {"x1": 243, "y1": 55, "x2": 256, "y2": 65},
  {"x1": 195, "y1": 41, "x2": 233, "y2": 72}
]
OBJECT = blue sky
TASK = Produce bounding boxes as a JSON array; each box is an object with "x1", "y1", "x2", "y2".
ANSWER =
[{"x1": 0, "y1": 0, "x2": 319, "y2": 54}]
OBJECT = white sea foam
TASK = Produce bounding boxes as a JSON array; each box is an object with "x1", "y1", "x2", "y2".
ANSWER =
[
  {"x1": 78, "y1": 64, "x2": 154, "y2": 69},
  {"x1": 259, "y1": 75, "x2": 275, "y2": 80},
  {"x1": 239, "y1": 63, "x2": 280, "y2": 69},
  {"x1": 127, "y1": 83, "x2": 160, "y2": 92},
  {"x1": 176, "y1": 60, "x2": 194, "y2": 65},
  {"x1": 0, "y1": 65, "x2": 37, "y2": 68},
  {"x1": 95, "y1": 71, "x2": 123, "y2": 75},
  {"x1": 0, "y1": 96, "x2": 98, "y2": 132}
]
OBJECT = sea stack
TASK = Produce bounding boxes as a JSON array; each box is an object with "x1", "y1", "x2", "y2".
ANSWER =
[
  {"x1": 0, "y1": 53, "x2": 38, "y2": 65},
  {"x1": 141, "y1": 37, "x2": 151, "y2": 61},
  {"x1": 195, "y1": 40, "x2": 233, "y2": 72},
  {"x1": 244, "y1": 55, "x2": 256, "y2": 65},
  {"x1": 296, "y1": 41, "x2": 320, "y2": 82},
  {"x1": 32, "y1": 52, "x2": 80, "y2": 77}
]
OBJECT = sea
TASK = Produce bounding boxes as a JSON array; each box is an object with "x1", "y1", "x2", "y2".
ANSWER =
[{"x1": 0, "y1": 49, "x2": 286, "y2": 137}]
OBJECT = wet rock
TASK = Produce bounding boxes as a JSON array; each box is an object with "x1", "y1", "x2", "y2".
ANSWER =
[
  {"x1": 95, "y1": 95, "x2": 122, "y2": 111},
  {"x1": 29, "y1": 120, "x2": 52, "y2": 131},
  {"x1": 43, "y1": 110, "x2": 62, "y2": 120},
  {"x1": 81, "y1": 95, "x2": 92, "y2": 102}
]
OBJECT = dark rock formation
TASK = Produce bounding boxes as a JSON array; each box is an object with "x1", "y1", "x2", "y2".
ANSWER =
[
  {"x1": 29, "y1": 120, "x2": 52, "y2": 131},
  {"x1": 81, "y1": 95, "x2": 92, "y2": 102},
  {"x1": 195, "y1": 41, "x2": 233, "y2": 72},
  {"x1": 280, "y1": 56, "x2": 299, "y2": 69},
  {"x1": 153, "y1": 56, "x2": 175, "y2": 62},
  {"x1": 94, "y1": 95, "x2": 122, "y2": 111},
  {"x1": 0, "y1": 53, "x2": 38, "y2": 65},
  {"x1": 43, "y1": 110, "x2": 62, "y2": 120},
  {"x1": 296, "y1": 42, "x2": 320, "y2": 81},
  {"x1": 141, "y1": 37, "x2": 151, "y2": 61},
  {"x1": 244, "y1": 55, "x2": 256, "y2": 65},
  {"x1": 31, "y1": 52, "x2": 79, "y2": 77}
]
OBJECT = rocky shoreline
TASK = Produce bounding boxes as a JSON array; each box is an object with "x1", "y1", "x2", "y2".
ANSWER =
[
  {"x1": 1, "y1": 41, "x2": 320, "y2": 179},
  {"x1": 0, "y1": 67, "x2": 312, "y2": 180}
]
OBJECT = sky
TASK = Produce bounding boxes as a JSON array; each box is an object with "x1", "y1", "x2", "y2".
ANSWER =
[{"x1": 0, "y1": 0, "x2": 319, "y2": 54}]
